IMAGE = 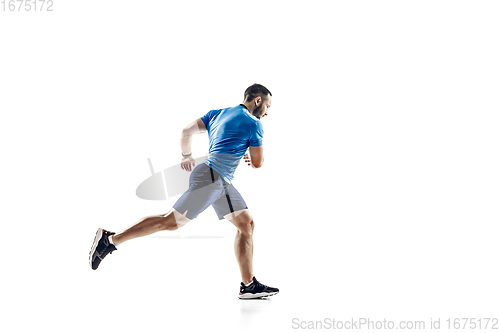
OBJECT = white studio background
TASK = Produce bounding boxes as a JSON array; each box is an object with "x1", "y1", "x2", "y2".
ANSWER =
[{"x1": 1, "y1": 1, "x2": 499, "y2": 332}]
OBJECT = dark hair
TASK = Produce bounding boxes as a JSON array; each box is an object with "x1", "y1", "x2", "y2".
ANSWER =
[{"x1": 244, "y1": 83, "x2": 272, "y2": 102}]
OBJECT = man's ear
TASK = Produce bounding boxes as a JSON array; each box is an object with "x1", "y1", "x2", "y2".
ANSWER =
[{"x1": 255, "y1": 96, "x2": 261, "y2": 106}]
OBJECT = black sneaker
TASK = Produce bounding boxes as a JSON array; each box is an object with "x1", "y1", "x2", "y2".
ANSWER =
[
  {"x1": 89, "y1": 228, "x2": 117, "y2": 270},
  {"x1": 238, "y1": 276, "x2": 279, "y2": 299}
]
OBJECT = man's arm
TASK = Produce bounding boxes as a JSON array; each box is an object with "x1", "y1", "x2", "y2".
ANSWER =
[
  {"x1": 243, "y1": 146, "x2": 264, "y2": 168},
  {"x1": 180, "y1": 118, "x2": 206, "y2": 172}
]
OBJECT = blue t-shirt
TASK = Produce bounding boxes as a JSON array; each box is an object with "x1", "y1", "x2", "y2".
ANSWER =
[{"x1": 200, "y1": 104, "x2": 264, "y2": 183}]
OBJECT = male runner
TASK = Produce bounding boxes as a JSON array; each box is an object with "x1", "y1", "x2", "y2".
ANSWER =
[{"x1": 89, "y1": 83, "x2": 279, "y2": 299}]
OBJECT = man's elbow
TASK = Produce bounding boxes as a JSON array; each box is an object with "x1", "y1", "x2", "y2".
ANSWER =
[
  {"x1": 181, "y1": 128, "x2": 192, "y2": 138},
  {"x1": 252, "y1": 159, "x2": 264, "y2": 168}
]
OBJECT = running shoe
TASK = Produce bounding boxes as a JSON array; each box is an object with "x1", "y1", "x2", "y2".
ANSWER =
[
  {"x1": 238, "y1": 276, "x2": 279, "y2": 299},
  {"x1": 89, "y1": 228, "x2": 117, "y2": 270}
]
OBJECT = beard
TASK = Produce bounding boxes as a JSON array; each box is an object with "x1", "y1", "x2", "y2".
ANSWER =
[{"x1": 252, "y1": 105, "x2": 263, "y2": 119}]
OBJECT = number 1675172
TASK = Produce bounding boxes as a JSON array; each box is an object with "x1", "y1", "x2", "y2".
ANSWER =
[{"x1": 1, "y1": 0, "x2": 54, "y2": 11}]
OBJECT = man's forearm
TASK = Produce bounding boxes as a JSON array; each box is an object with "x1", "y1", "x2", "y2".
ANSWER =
[{"x1": 180, "y1": 132, "x2": 193, "y2": 155}]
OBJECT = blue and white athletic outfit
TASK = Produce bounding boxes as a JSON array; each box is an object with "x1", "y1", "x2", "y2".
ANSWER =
[{"x1": 173, "y1": 104, "x2": 263, "y2": 220}]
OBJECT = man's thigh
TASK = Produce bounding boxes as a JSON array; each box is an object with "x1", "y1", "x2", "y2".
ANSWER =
[
  {"x1": 172, "y1": 163, "x2": 226, "y2": 220},
  {"x1": 212, "y1": 183, "x2": 248, "y2": 220},
  {"x1": 173, "y1": 182, "x2": 224, "y2": 220}
]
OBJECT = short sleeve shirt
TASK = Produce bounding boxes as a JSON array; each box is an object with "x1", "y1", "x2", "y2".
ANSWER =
[{"x1": 200, "y1": 104, "x2": 263, "y2": 183}]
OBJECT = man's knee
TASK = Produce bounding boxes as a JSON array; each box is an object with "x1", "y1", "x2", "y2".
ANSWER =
[
  {"x1": 161, "y1": 209, "x2": 190, "y2": 231},
  {"x1": 239, "y1": 219, "x2": 254, "y2": 236},
  {"x1": 163, "y1": 218, "x2": 178, "y2": 231},
  {"x1": 232, "y1": 212, "x2": 254, "y2": 236}
]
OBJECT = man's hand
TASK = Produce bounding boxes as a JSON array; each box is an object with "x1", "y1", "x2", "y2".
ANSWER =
[
  {"x1": 181, "y1": 156, "x2": 196, "y2": 172},
  {"x1": 243, "y1": 152, "x2": 252, "y2": 166},
  {"x1": 244, "y1": 146, "x2": 264, "y2": 168}
]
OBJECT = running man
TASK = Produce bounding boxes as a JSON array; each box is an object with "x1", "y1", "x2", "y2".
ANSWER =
[{"x1": 89, "y1": 84, "x2": 279, "y2": 299}]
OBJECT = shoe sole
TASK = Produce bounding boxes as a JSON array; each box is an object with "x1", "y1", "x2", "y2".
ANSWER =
[
  {"x1": 238, "y1": 291, "x2": 279, "y2": 299},
  {"x1": 89, "y1": 228, "x2": 104, "y2": 269}
]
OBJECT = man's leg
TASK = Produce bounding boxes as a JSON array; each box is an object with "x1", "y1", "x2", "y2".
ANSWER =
[
  {"x1": 112, "y1": 208, "x2": 190, "y2": 246},
  {"x1": 89, "y1": 208, "x2": 190, "y2": 270},
  {"x1": 224, "y1": 208, "x2": 279, "y2": 298},
  {"x1": 225, "y1": 209, "x2": 254, "y2": 285}
]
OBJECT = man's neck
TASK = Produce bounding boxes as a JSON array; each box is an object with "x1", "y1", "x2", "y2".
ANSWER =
[{"x1": 241, "y1": 101, "x2": 255, "y2": 113}]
